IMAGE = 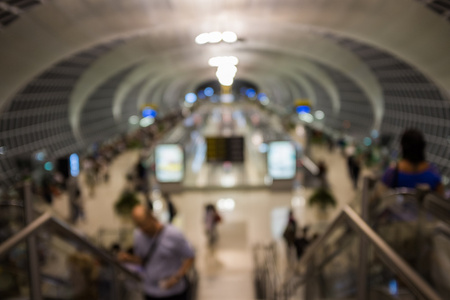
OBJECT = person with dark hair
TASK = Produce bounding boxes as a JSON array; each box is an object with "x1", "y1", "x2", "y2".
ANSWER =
[
  {"x1": 282, "y1": 210, "x2": 297, "y2": 261},
  {"x1": 118, "y1": 205, "x2": 195, "y2": 300},
  {"x1": 204, "y1": 204, "x2": 221, "y2": 250},
  {"x1": 380, "y1": 128, "x2": 444, "y2": 195}
]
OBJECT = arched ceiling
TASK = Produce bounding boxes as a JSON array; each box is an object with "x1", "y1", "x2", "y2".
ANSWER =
[{"x1": 0, "y1": 0, "x2": 450, "y2": 181}]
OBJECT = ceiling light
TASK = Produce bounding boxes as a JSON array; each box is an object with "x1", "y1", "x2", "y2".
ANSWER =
[
  {"x1": 195, "y1": 33, "x2": 209, "y2": 44},
  {"x1": 299, "y1": 113, "x2": 313, "y2": 123},
  {"x1": 314, "y1": 110, "x2": 325, "y2": 120},
  {"x1": 185, "y1": 93, "x2": 197, "y2": 103},
  {"x1": 128, "y1": 115, "x2": 139, "y2": 125},
  {"x1": 140, "y1": 117, "x2": 155, "y2": 127},
  {"x1": 208, "y1": 31, "x2": 222, "y2": 43},
  {"x1": 218, "y1": 77, "x2": 234, "y2": 86},
  {"x1": 208, "y1": 56, "x2": 239, "y2": 67},
  {"x1": 222, "y1": 31, "x2": 238, "y2": 43}
]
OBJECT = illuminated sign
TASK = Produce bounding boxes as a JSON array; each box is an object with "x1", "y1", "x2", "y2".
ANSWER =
[
  {"x1": 70, "y1": 153, "x2": 80, "y2": 177},
  {"x1": 155, "y1": 144, "x2": 184, "y2": 182},
  {"x1": 267, "y1": 142, "x2": 296, "y2": 180}
]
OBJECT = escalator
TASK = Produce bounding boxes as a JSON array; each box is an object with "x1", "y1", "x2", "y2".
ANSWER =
[
  {"x1": 255, "y1": 179, "x2": 449, "y2": 300},
  {"x1": 0, "y1": 211, "x2": 141, "y2": 300}
]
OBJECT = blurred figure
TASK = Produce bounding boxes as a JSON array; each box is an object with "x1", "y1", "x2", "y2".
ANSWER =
[
  {"x1": 67, "y1": 252, "x2": 99, "y2": 300},
  {"x1": 109, "y1": 243, "x2": 121, "y2": 256},
  {"x1": 380, "y1": 128, "x2": 444, "y2": 195},
  {"x1": 83, "y1": 157, "x2": 96, "y2": 197},
  {"x1": 294, "y1": 226, "x2": 310, "y2": 260},
  {"x1": 346, "y1": 143, "x2": 361, "y2": 190},
  {"x1": 282, "y1": 210, "x2": 297, "y2": 262},
  {"x1": 204, "y1": 204, "x2": 221, "y2": 251},
  {"x1": 118, "y1": 205, "x2": 195, "y2": 300},
  {"x1": 163, "y1": 192, "x2": 177, "y2": 224},
  {"x1": 317, "y1": 160, "x2": 328, "y2": 187},
  {"x1": 70, "y1": 188, "x2": 85, "y2": 224}
]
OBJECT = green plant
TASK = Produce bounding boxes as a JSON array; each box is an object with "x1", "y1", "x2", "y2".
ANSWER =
[
  {"x1": 308, "y1": 187, "x2": 337, "y2": 211},
  {"x1": 114, "y1": 190, "x2": 140, "y2": 217}
]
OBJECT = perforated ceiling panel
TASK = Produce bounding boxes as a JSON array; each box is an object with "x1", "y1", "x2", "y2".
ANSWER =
[
  {"x1": 416, "y1": 0, "x2": 450, "y2": 21},
  {"x1": 319, "y1": 64, "x2": 374, "y2": 139},
  {"x1": 79, "y1": 67, "x2": 135, "y2": 145},
  {"x1": 323, "y1": 34, "x2": 450, "y2": 179},
  {"x1": 0, "y1": 40, "x2": 124, "y2": 183},
  {"x1": 307, "y1": 76, "x2": 334, "y2": 125},
  {"x1": 119, "y1": 80, "x2": 147, "y2": 131},
  {"x1": 0, "y1": 0, "x2": 41, "y2": 27}
]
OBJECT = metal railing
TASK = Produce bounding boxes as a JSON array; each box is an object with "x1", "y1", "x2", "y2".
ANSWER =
[
  {"x1": 275, "y1": 205, "x2": 443, "y2": 300},
  {"x1": 0, "y1": 210, "x2": 141, "y2": 300}
]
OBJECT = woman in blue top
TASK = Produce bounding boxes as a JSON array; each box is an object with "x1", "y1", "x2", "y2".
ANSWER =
[{"x1": 381, "y1": 129, "x2": 444, "y2": 196}]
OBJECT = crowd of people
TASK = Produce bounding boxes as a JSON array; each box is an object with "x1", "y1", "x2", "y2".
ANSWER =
[{"x1": 2, "y1": 118, "x2": 448, "y2": 299}]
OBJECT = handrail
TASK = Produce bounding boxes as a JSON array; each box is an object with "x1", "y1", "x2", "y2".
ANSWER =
[
  {"x1": 423, "y1": 193, "x2": 450, "y2": 225},
  {"x1": 291, "y1": 205, "x2": 442, "y2": 300},
  {"x1": 0, "y1": 211, "x2": 141, "y2": 281},
  {"x1": 434, "y1": 223, "x2": 450, "y2": 239},
  {"x1": 344, "y1": 206, "x2": 442, "y2": 300}
]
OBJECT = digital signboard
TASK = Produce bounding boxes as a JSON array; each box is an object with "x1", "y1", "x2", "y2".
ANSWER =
[
  {"x1": 206, "y1": 136, "x2": 244, "y2": 162},
  {"x1": 267, "y1": 141, "x2": 296, "y2": 180},
  {"x1": 155, "y1": 144, "x2": 184, "y2": 182}
]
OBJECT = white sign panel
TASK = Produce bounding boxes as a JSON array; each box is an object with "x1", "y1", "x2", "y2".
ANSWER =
[
  {"x1": 155, "y1": 144, "x2": 184, "y2": 182},
  {"x1": 267, "y1": 141, "x2": 296, "y2": 180}
]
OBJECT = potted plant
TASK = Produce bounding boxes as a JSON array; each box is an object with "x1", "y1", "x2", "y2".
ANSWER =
[
  {"x1": 114, "y1": 189, "x2": 140, "y2": 219},
  {"x1": 308, "y1": 186, "x2": 337, "y2": 219}
]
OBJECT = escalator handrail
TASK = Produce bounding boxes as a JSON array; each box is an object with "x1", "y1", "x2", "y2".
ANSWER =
[
  {"x1": 373, "y1": 187, "x2": 450, "y2": 226},
  {"x1": 294, "y1": 205, "x2": 442, "y2": 300},
  {"x1": 423, "y1": 193, "x2": 450, "y2": 225},
  {"x1": 0, "y1": 211, "x2": 141, "y2": 282}
]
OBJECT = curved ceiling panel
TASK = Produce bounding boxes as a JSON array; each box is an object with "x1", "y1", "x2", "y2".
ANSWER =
[
  {"x1": 0, "y1": 0, "x2": 449, "y2": 181},
  {"x1": 1, "y1": 0, "x2": 449, "y2": 115},
  {"x1": 70, "y1": 29, "x2": 382, "y2": 138}
]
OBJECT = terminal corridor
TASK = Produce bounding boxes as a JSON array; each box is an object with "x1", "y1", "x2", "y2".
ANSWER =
[{"x1": 0, "y1": 1, "x2": 449, "y2": 300}]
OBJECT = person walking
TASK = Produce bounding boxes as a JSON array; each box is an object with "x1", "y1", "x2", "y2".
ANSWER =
[
  {"x1": 282, "y1": 210, "x2": 297, "y2": 262},
  {"x1": 118, "y1": 205, "x2": 195, "y2": 300},
  {"x1": 380, "y1": 128, "x2": 444, "y2": 195},
  {"x1": 204, "y1": 204, "x2": 221, "y2": 251}
]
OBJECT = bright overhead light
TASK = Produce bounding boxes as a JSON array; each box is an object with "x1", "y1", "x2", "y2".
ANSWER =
[
  {"x1": 218, "y1": 77, "x2": 234, "y2": 86},
  {"x1": 260, "y1": 96, "x2": 270, "y2": 106},
  {"x1": 128, "y1": 115, "x2": 139, "y2": 125},
  {"x1": 208, "y1": 56, "x2": 239, "y2": 67},
  {"x1": 140, "y1": 117, "x2": 155, "y2": 127},
  {"x1": 216, "y1": 65, "x2": 237, "y2": 78},
  {"x1": 299, "y1": 113, "x2": 314, "y2": 123},
  {"x1": 314, "y1": 110, "x2": 325, "y2": 120},
  {"x1": 195, "y1": 33, "x2": 209, "y2": 44},
  {"x1": 208, "y1": 31, "x2": 222, "y2": 43},
  {"x1": 222, "y1": 31, "x2": 237, "y2": 43},
  {"x1": 185, "y1": 93, "x2": 197, "y2": 103}
]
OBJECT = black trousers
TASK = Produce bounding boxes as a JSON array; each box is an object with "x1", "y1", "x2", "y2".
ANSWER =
[{"x1": 144, "y1": 290, "x2": 186, "y2": 300}]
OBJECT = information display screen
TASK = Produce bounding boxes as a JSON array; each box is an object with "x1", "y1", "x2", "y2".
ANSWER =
[
  {"x1": 155, "y1": 144, "x2": 184, "y2": 182},
  {"x1": 206, "y1": 136, "x2": 244, "y2": 162},
  {"x1": 267, "y1": 141, "x2": 296, "y2": 180}
]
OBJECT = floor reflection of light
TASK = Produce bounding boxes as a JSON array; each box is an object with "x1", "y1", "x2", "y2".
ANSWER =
[
  {"x1": 153, "y1": 199, "x2": 163, "y2": 211},
  {"x1": 151, "y1": 189, "x2": 162, "y2": 200},
  {"x1": 291, "y1": 196, "x2": 305, "y2": 207},
  {"x1": 217, "y1": 198, "x2": 235, "y2": 211},
  {"x1": 220, "y1": 174, "x2": 236, "y2": 187},
  {"x1": 264, "y1": 175, "x2": 273, "y2": 186}
]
